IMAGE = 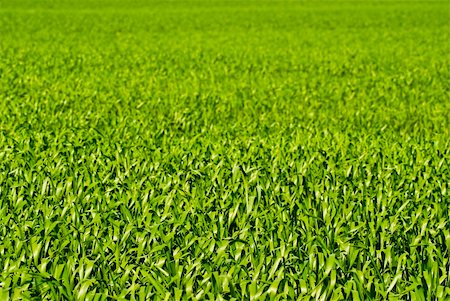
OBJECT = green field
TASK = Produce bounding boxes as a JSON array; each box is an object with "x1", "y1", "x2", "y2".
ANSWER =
[{"x1": 0, "y1": 0, "x2": 449, "y2": 300}]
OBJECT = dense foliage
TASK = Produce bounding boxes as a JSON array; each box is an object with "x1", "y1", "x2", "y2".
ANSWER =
[{"x1": 0, "y1": 1, "x2": 449, "y2": 300}]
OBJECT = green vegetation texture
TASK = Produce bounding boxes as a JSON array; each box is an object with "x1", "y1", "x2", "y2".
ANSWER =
[{"x1": 0, "y1": 0, "x2": 449, "y2": 300}]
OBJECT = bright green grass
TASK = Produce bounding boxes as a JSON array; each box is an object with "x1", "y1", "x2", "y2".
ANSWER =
[{"x1": 0, "y1": 0, "x2": 449, "y2": 300}]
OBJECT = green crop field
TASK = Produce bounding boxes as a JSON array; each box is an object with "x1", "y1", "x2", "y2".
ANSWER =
[{"x1": 0, "y1": 0, "x2": 449, "y2": 300}]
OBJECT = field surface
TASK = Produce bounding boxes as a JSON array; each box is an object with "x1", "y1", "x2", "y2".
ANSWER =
[{"x1": 0, "y1": 0, "x2": 449, "y2": 300}]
